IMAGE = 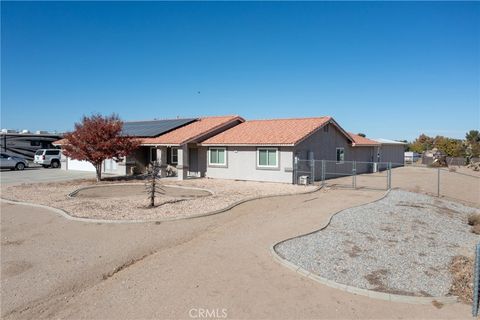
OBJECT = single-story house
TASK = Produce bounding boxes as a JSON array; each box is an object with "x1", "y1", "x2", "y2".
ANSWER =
[
  {"x1": 55, "y1": 115, "x2": 405, "y2": 184},
  {"x1": 201, "y1": 117, "x2": 388, "y2": 183},
  {"x1": 55, "y1": 115, "x2": 244, "y2": 177},
  {"x1": 138, "y1": 115, "x2": 244, "y2": 178}
]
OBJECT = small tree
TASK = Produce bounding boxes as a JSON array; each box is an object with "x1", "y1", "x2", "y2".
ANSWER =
[
  {"x1": 62, "y1": 114, "x2": 140, "y2": 182},
  {"x1": 145, "y1": 161, "x2": 163, "y2": 207}
]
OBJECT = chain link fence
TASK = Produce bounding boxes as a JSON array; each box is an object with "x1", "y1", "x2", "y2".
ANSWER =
[
  {"x1": 294, "y1": 159, "x2": 392, "y2": 190},
  {"x1": 294, "y1": 159, "x2": 480, "y2": 204}
]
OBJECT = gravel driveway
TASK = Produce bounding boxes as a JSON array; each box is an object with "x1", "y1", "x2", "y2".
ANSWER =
[{"x1": 275, "y1": 190, "x2": 479, "y2": 297}]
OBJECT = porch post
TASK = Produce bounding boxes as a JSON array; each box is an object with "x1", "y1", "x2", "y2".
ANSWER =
[
  {"x1": 177, "y1": 144, "x2": 189, "y2": 180},
  {"x1": 157, "y1": 147, "x2": 167, "y2": 177}
]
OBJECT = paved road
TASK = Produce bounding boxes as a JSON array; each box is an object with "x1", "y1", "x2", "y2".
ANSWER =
[
  {"x1": 0, "y1": 168, "x2": 97, "y2": 185},
  {"x1": 1, "y1": 188, "x2": 469, "y2": 319}
]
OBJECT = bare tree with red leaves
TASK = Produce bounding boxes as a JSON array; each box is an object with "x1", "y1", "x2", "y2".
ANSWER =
[{"x1": 62, "y1": 114, "x2": 140, "y2": 182}]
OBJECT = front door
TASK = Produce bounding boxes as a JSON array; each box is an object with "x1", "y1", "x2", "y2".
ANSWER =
[{"x1": 188, "y1": 148, "x2": 199, "y2": 177}]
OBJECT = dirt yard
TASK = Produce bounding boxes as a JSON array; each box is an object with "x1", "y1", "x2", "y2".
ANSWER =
[
  {"x1": 1, "y1": 188, "x2": 470, "y2": 319},
  {"x1": 0, "y1": 178, "x2": 317, "y2": 221}
]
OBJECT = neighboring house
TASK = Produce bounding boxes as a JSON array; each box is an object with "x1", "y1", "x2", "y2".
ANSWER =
[
  {"x1": 54, "y1": 116, "x2": 244, "y2": 177},
  {"x1": 404, "y1": 151, "x2": 421, "y2": 164},
  {"x1": 201, "y1": 117, "x2": 383, "y2": 183}
]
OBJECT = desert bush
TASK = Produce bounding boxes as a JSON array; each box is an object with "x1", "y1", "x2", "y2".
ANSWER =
[
  {"x1": 449, "y1": 255, "x2": 473, "y2": 303},
  {"x1": 468, "y1": 214, "x2": 480, "y2": 226},
  {"x1": 472, "y1": 224, "x2": 480, "y2": 235}
]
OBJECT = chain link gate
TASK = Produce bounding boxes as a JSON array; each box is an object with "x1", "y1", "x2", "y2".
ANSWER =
[{"x1": 294, "y1": 159, "x2": 392, "y2": 191}]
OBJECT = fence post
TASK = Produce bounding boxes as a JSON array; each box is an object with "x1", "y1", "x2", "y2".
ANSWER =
[
  {"x1": 385, "y1": 162, "x2": 391, "y2": 190},
  {"x1": 321, "y1": 160, "x2": 325, "y2": 187},
  {"x1": 437, "y1": 167, "x2": 440, "y2": 197},
  {"x1": 294, "y1": 156, "x2": 298, "y2": 185},
  {"x1": 473, "y1": 242, "x2": 480, "y2": 317},
  {"x1": 352, "y1": 161, "x2": 357, "y2": 189},
  {"x1": 311, "y1": 159, "x2": 315, "y2": 184},
  {"x1": 389, "y1": 162, "x2": 392, "y2": 189}
]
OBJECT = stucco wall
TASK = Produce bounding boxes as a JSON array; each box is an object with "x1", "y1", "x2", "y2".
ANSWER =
[
  {"x1": 205, "y1": 146, "x2": 294, "y2": 183},
  {"x1": 379, "y1": 144, "x2": 405, "y2": 167},
  {"x1": 294, "y1": 124, "x2": 376, "y2": 178}
]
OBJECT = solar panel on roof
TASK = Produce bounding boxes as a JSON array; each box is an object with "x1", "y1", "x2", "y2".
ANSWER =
[{"x1": 121, "y1": 118, "x2": 197, "y2": 137}]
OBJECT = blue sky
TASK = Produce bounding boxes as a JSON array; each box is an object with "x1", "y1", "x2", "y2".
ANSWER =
[{"x1": 1, "y1": 1, "x2": 479, "y2": 140}]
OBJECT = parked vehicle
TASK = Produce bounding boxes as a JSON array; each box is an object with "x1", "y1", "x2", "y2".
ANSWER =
[
  {"x1": 34, "y1": 149, "x2": 62, "y2": 168},
  {"x1": 0, "y1": 153, "x2": 29, "y2": 170},
  {"x1": 0, "y1": 130, "x2": 62, "y2": 161}
]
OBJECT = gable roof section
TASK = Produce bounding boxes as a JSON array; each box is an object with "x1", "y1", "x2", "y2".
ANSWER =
[
  {"x1": 348, "y1": 133, "x2": 381, "y2": 147},
  {"x1": 202, "y1": 117, "x2": 339, "y2": 146},
  {"x1": 121, "y1": 118, "x2": 196, "y2": 137},
  {"x1": 141, "y1": 115, "x2": 244, "y2": 145}
]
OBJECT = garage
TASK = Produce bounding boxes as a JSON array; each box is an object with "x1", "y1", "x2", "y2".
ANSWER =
[{"x1": 65, "y1": 158, "x2": 96, "y2": 172}]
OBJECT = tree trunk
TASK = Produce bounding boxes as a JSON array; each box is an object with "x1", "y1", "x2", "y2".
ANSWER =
[
  {"x1": 95, "y1": 163, "x2": 102, "y2": 182},
  {"x1": 150, "y1": 178, "x2": 155, "y2": 207}
]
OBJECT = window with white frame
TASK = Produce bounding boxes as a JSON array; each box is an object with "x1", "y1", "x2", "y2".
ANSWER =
[
  {"x1": 171, "y1": 147, "x2": 178, "y2": 164},
  {"x1": 336, "y1": 147, "x2": 345, "y2": 163},
  {"x1": 209, "y1": 147, "x2": 226, "y2": 166},
  {"x1": 257, "y1": 148, "x2": 278, "y2": 168}
]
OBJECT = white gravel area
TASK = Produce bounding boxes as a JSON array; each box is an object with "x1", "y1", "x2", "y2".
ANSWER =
[
  {"x1": 0, "y1": 178, "x2": 316, "y2": 221},
  {"x1": 275, "y1": 190, "x2": 479, "y2": 297}
]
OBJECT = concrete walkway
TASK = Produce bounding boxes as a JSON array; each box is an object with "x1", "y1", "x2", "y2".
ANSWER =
[{"x1": 1, "y1": 188, "x2": 469, "y2": 319}]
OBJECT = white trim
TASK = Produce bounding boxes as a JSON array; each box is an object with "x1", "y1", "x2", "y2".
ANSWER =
[
  {"x1": 257, "y1": 147, "x2": 279, "y2": 168},
  {"x1": 208, "y1": 147, "x2": 227, "y2": 166},
  {"x1": 171, "y1": 147, "x2": 178, "y2": 164},
  {"x1": 336, "y1": 147, "x2": 345, "y2": 164}
]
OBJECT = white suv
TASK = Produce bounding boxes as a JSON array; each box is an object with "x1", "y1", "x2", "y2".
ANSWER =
[{"x1": 34, "y1": 149, "x2": 62, "y2": 168}]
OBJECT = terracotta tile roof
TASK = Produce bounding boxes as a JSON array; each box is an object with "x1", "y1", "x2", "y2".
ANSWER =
[
  {"x1": 140, "y1": 115, "x2": 244, "y2": 145},
  {"x1": 52, "y1": 138, "x2": 68, "y2": 146},
  {"x1": 348, "y1": 133, "x2": 380, "y2": 146},
  {"x1": 202, "y1": 117, "x2": 333, "y2": 146}
]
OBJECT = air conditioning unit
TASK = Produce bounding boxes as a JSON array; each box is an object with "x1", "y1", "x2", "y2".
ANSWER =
[{"x1": 298, "y1": 175, "x2": 310, "y2": 185}]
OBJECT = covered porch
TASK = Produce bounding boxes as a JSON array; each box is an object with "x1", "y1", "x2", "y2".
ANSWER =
[{"x1": 127, "y1": 144, "x2": 206, "y2": 180}]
